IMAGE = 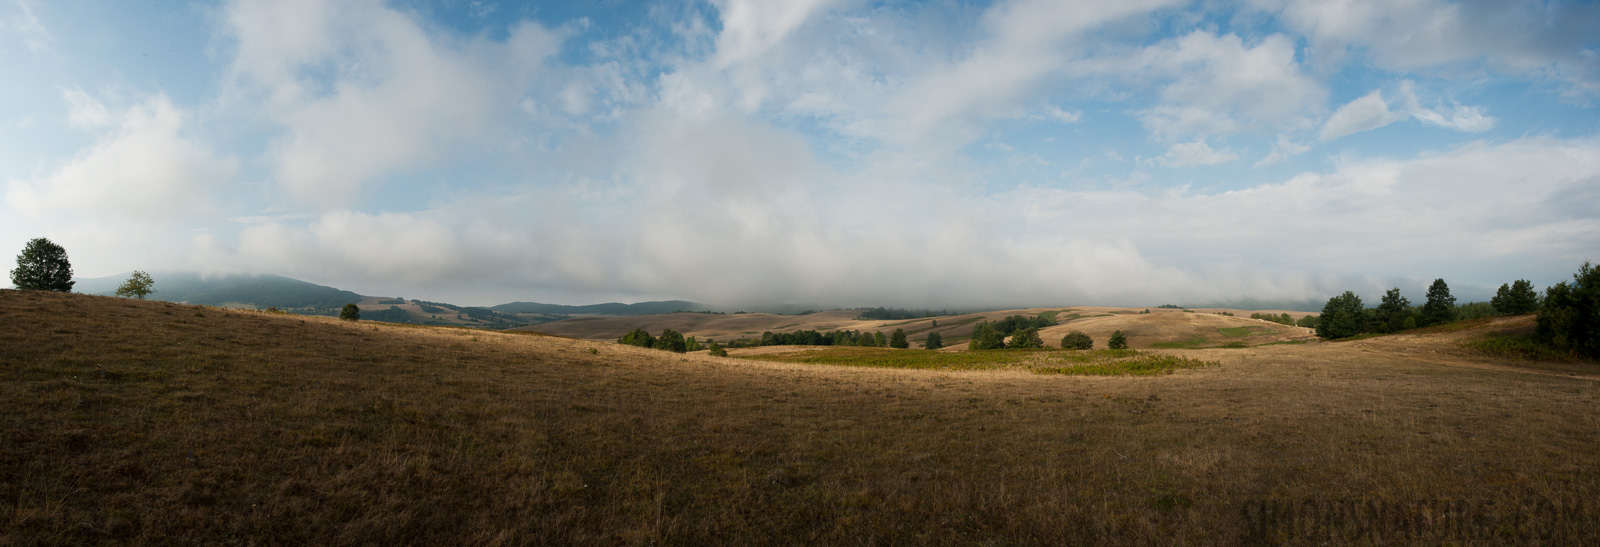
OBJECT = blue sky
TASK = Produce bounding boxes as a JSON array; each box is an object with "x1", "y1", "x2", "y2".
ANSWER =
[{"x1": 2, "y1": 0, "x2": 1598, "y2": 308}]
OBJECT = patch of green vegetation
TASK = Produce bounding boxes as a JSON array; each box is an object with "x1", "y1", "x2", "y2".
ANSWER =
[
  {"x1": 1256, "y1": 340, "x2": 1308, "y2": 346},
  {"x1": 1034, "y1": 354, "x2": 1214, "y2": 376},
  {"x1": 740, "y1": 347, "x2": 1035, "y2": 370},
  {"x1": 1217, "y1": 341, "x2": 1249, "y2": 349},
  {"x1": 1037, "y1": 310, "x2": 1065, "y2": 323},
  {"x1": 1459, "y1": 332, "x2": 1577, "y2": 361},
  {"x1": 1216, "y1": 326, "x2": 1270, "y2": 337},
  {"x1": 1152, "y1": 337, "x2": 1210, "y2": 349}
]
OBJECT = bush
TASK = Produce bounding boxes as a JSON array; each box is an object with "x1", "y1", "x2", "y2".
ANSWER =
[
  {"x1": 340, "y1": 303, "x2": 360, "y2": 321},
  {"x1": 1060, "y1": 331, "x2": 1093, "y2": 350},
  {"x1": 115, "y1": 270, "x2": 155, "y2": 300},
  {"x1": 10, "y1": 238, "x2": 74, "y2": 292},
  {"x1": 924, "y1": 331, "x2": 943, "y2": 350},
  {"x1": 1537, "y1": 261, "x2": 1599, "y2": 358},
  {"x1": 1108, "y1": 330, "x2": 1128, "y2": 350},
  {"x1": 708, "y1": 342, "x2": 728, "y2": 357}
]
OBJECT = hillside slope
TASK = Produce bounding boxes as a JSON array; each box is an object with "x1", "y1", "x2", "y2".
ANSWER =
[
  {"x1": 2, "y1": 290, "x2": 1596, "y2": 543},
  {"x1": 72, "y1": 272, "x2": 362, "y2": 310}
]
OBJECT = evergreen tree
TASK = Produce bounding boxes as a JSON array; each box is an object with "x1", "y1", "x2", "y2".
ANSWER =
[
  {"x1": 10, "y1": 238, "x2": 75, "y2": 292},
  {"x1": 115, "y1": 270, "x2": 155, "y2": 299},
  {"x1": 1375, "y1": 288, "x2": 1410, "y2": 332},
  {"x1": 1107, "y1": 330, "x2": 1128, "y2": 350},
  {"x1": 1421, "y1": 278, "x2": 1457, "y2": 327},
  {"x1": 889, "y1": 328, "x2": 909, "y2": 349},
  {"x1": 1537, "y1": 261, "x2": 1599, "y2": 358},
  {"x1": 685, "y1": 336, "x2": 701, "y2": 352},
  {"x1": 968, "y1": 322, "x2": 1006, "y2": 350},
  {"x1": 1492, "y1": 279, "x2": 1541, "y2": 315},
  {"x1": 1060, "y1": 331, "x2": 1093, "y2": 350},
  {"x1": 924, "y1": 331, "x2": 943, "y2": 350},
  {"x1": 1316, "y1": 291, "x2": 1366, "y2": 339},
  {"x1": 1009, "y1": 327, "x2": 1043, "y2": 349},
  {"x1": 340, "y1": 303, "x2": 361, "y2": 321},
  {"x1": 871, "y1": 331, "x2": 885, "y2": 347}
]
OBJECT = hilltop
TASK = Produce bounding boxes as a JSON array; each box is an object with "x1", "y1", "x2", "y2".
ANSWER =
[{"x1": 3, "y1": 290, "x2": 1597, "y2": 543}]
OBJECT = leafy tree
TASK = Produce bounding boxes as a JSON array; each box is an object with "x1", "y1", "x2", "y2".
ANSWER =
[
  {"x1": 619, "y1": 328, "x2": 656, "y2": 348},
  {"x1": 968, "y1": 321, "x2": 1006, "y2": 350},
  {"x1": 1374, "y1": 288, "x2": 1410, "y2": 332},
  {"x1": 1492, "y1": 279, "x2": 1541, "y2": 315},
  {"x1": 340, "y1": 303, "x2": 361, "y2": 321},
  {"x1": 924, "y1": 331, "x2": 943, "y2": 350},
  {"x1": 1295, "y1": 315, "x2": 1317, "y2": 328},
  {"x1": 654, "y1": 329, "x2": 688, "y2": 353},
  {"x1": 1060, "y1": 331, "x2": 1092, "y2": 350},
  {"x1": 1536, "y1": 261, "x2": 1599, "y2": 358},
  {"x1": 1421, "y1": 279, "x2": 1457, "y2": 326},
  {"x1": 707, "y1": 341, "x2": 728, "y2": 357},
  {"x1": 10, "y1": 238, "x2": 75, "y2": 292},
  {"x1": 1107, "y1": 330, "x2": 1128, "y2": 350},
  {"x1": 1009, "y1": 327, "x2": 1043, "y2": 349},
  {"x1": 685, "y1": 336, "x2": 702, "y2": 352},
  {"x1": 1316, "y1": 291, "x2": 1366, "y2": 339},
  {"x1": 115, "y1": 270, "x2": 155, "y2": 299},
  {"x1": 1455, "y1": 302, "x2": 1499, "y2": 321},
  {"x1": 889, "y1": 328, "x2": 909, "y2": 349}
]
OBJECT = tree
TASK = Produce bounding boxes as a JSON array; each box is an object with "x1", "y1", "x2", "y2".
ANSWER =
[
  {"x1": 1009, "y1": 327, "x2": 1043, "y2": 349},
  {"x1": 1492, "y1": 279, "x2": 1541, "y2": 315},
  {"x1": 685, "y1": 336, "x2": 702, "y2": 352},
  {"x1": 115, "y1": 270, "x2": 155, "y2": 299},
  {"x1": 1295, "y1": 315, "x2": 1317, "y2": 328},
  {"x1": 10, "y1": 238, "x2": 75, "y2": 292},
  {"x1": 1316, "y1": 291, "x2": 1365, "y2": 339},
  {"x1": 654, "y1": 329, "x2": 688, "y2": 353},
  {"x1": 968, "y1": 321, "x2": 1006, "y2": 350},
  {"x1": 1107, "y1": 330, "x2": 1128, "y2": 350},
  {"x1": 340, "y1": 303, "x2": 361, "y2": 321},
  {"x1": 1374, "y1": 288, "x2": 1410, "y2": 332},
  {"x1": 924, "y1": 331, "x2": 943, "y2": 350},
  {"x1": 1421, "y1": 278, "x2": 1457, "y2": 327},
  {"x1": 707, "y1": 341, "x2": 728, "y2": 357},
  {"x1": 619, "y1": 328, "x2": 656, "y2": 348},
  {"x1": 1060, "y1": 331, "x2": 1092, "y2": 350},
  {"x1": 873, "y1": 331, "x2": 887, "y2": 348},
  {"x1": 889, "y1": 328, "x2": 909, "y2": 349},
  {"x1": 1536, "y1": 261, "x2": 1599, "y2": 358}
]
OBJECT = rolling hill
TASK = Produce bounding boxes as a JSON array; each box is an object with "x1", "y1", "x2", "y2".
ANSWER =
[{"x1": 72, "y1": 271, "x2": 362, "y2": 310}]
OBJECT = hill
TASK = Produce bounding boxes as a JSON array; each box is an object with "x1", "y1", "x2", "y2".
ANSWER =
[
  {"x1": 489, "y1": 300, "x2": 700, "y2": 316},
  {"x1": 3, "y1": 289, "x2": 1597, "y2": 543},
  {"x1": 516, "y1": 306, "x2": 1317, "y2": 349},
  {"x1": 72, "y1": 271, "x2": 362, "y2": 310}
]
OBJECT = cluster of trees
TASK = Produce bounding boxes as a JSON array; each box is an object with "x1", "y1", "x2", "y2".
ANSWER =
[
  {"x1": 968, "y1": 314, "x2": 1059, "y2": 350},
  {"x1": 856, "y1": 307, "x2": 953, "y2": 320},
  {"x1": 1537, "y1": 261, "x2": 1599, "y2": 358},
  {"x1": 742, "y1": 327, "x2": 924, "y2": 349},
  {"x1": 1316, "y1": 278, "x2": 1548, "y2": 340},
  {"x1": 1250, "y1": 312, "x2": 1317, "y2": 328},
  {"x1": 619, "y1": 328, "x2": 713, "y2": 354}
]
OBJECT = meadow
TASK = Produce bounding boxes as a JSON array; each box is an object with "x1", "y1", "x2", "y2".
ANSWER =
[{"x1": 3, "y1": 290, "x2": 1598, "y2": 544}]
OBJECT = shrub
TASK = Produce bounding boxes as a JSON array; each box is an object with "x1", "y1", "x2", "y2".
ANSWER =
[
  {"x1": 340, "y1": 303, "x2": 360, "y2": 321},
  {"x1": 1108, "y1": 330, "x2": 1128, "y2": 350},
  {"x1": 707, "y1": 342, "x2": 728, "y2": 357},
  {"x1": 1060, "y1": 331, "x2": 1093, "y2": 350}
]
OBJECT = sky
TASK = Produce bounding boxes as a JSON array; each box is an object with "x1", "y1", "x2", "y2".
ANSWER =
[{"x1": 2, "y1": 0, "x2": 1598, "y2": 308}]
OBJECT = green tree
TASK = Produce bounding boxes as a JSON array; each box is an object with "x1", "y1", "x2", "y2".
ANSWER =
[
  {"x1": 1316, "y1": 291, "x2": 1366, "y2": 339},
  {"x1": 707, "y1": 341, "x2": 728, "y2": 357},
  {"x1": 968, "y1": 321, "x2": 1006, "y2": 350},
  {"x1": 1421, "y1": 279, "x2": 1457, "y2": 326},
  {"x1": 685, "y1": 336, "x2": 702, "y2": 352},
  {"x1": 1536, "y1": 261, "x2": 1599, "y2": 358},
  {"x1": 340, "y1": 303, "x2": 360, "y2": 321},
  {"x1": 873, "y1": 331, "x2": 887, "y2": 348},
  {"x1": 1492, "y1": 279, "x2": 1541, "y2": 315},
  {"x1": 10, "y1": 238, "x2": 75, "y2": 292},
  {"x1": 1295, "y1": 315, "x2": 1317, "y2": 328},
  {"x1": 924, "y1": 331, "x2": 943, "y2": 350},
  {"x1": 889, "y1": 328, "x2": 909, "y2": 349},
  {"x1": 654, "y1": 329, "x2": 688, "y2": 353},
  {"x1": 115, "y1": 270, "x2": 155, "y2": 299},
  {"x1": 1060, "y1": 331, "x2": 1092, "y2": 350},
  {"x1": 1107, "y1": 330, "x2": 1128, "y2": 350},
  {"x1": 1374, "y1": 288, "x2": 1410, "y2": 332},
  {"x1": 619, "y1": 328, "x2": 655, "y2": 348},
  {"x1": 1009, "y1": 327, "x2": 1043, "y2": 349}
]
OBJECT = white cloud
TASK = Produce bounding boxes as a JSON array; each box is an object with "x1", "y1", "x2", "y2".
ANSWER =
[
  {"x1": 1320, "y1": 90, "x2": 1405, "y2": 140},
  {"x1": 710, "y1": 0, "x2": 846, "y2": 69},
  {"x1": 6, "y1": 93, "x2": 235, "y2": 222},
  {"x1": 1254, "y1": 135, "x2": 1312, "y2": 167},
  {"x1": 0, "y1": 0, "x2": 51, "y2": 52},
  {"x1": 1033, "y1": 105, "x2": 1082, "y2": 124},
  {"x1": 1152, "y1": 138, "x2": 1239, "y2": 167},
  {"x1": 1395, "y1": 81, "x2": 1495, "y2": 132}
]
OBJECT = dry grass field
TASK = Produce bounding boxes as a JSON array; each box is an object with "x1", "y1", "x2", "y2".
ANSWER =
[{"x1": 3, "y1": 289, "x2": 1599, "y2": 544}]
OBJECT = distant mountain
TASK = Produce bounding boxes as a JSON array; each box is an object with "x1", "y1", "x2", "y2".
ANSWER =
[
  {"x1": 1183, "y1": 298, "x2": 1328, "y2": 313},
  {"x1": 74, "y1": 272, "x2": 362, "y2": 310},
  {"x1": 490, "y1": 300, "x2": 701, "y2": 316}
]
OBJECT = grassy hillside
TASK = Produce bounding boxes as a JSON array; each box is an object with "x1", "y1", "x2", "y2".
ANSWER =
[
  {"x1": 73, "y1": 272, "x2": 362, "y2": 310},
  {"x1": 3, "y1": 290, "x2": 1598, "y2": 543}
]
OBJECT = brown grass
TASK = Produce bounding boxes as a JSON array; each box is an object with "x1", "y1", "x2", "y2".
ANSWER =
[{"x1": 3, "y1": 290, "x2": 1599, "y2": 544}]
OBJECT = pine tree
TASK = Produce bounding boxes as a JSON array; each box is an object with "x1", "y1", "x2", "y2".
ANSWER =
[
  {"x1": 1492, "y1": 279, "x2": 1541, "y2": 315},
  {"x1": 1375, "y1": 288, "x2": 1410, "y2": 332},
  {"x1": 1316, "y1": 291, "x2": 1365, "y2": 339},
  {"x1": 1107, "y1": 330, "x2": 1128, "y2": 350},
  {"x1": 1421, "y1": 279, "x2": 1457, "y2": 327},
  {"x1": 10, "y1": 238, "x2": 75, "y2": 292},
  {"x1": 924, "y1": 331, "x2": 943, "y2": 350},
  {"x1": 889, "y1": 328, "x2": 909, "y2": 349}
]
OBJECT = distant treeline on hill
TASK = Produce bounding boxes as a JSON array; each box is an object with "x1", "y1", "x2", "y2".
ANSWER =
[
  {"x1": 855, "y1": 307, "x2": 954, "y2": 320},
  {"x1": 491, "y1": 300, "x2": 699, "y2": 316}
]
